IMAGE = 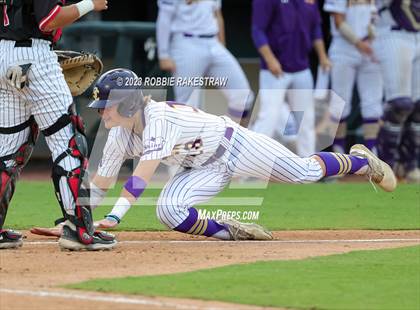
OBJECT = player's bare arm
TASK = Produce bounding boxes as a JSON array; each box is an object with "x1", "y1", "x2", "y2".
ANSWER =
[
  {"x1": 215, "y1": 9, "x2": 226, "y2": 46},
  {"x1": 332, "y1": 13, "x2": 373, "y2": 56},
  {"x1": 43, "y1": 0, "x2": 108, "y2": 32},
  {"x1": 258, "y1": 44, "x2": 282, "y2": 77},
  {"x1": 313, "y1": 39, "x2": 331, "y2": 72}
]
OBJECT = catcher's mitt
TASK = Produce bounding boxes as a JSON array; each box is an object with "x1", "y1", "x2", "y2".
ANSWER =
[{"x1": 55, "y1": 50, "x2": 103, "y2": 97}]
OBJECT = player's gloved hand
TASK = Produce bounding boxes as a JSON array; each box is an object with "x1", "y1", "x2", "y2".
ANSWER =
[
  {"x1": 6, "y1": 64, "x2": 31, "y2": 90},
  {"x1": 159, "y1": 58, "x2": 176, "y2": 72},
  {"x1": 94, "y1": 215, "x2": 120, "y2": 229},
  {"x1": 266, "y1": 56, "x2": 282, "y2": 77},
  {"x1": 356, "y1": 40, "x2": 373, "y2": 57},
  {"x1": 92, "y1": 0, "x2": 108, "y2": 11}
]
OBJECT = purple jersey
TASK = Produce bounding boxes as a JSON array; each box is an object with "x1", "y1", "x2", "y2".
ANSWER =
[{"x1": 252, "y1": 0, "x2": 323, "y2": 73}]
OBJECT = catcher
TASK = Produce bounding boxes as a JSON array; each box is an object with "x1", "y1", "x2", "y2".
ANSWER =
[{"x1": 0, "y1": 0, "x2": 116, "y2": 250}]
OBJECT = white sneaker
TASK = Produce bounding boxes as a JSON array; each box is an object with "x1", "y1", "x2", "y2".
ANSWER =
[
  {"x1": 219, "y1": 218, "x2": 273, "y2": 240},
  {"x1": 350, "y1": 144, "x2": 397, "y2": 192}
]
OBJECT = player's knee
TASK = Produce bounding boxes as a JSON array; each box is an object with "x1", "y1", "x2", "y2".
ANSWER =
[
  {"x1": 383, "y1": 98, "x2": 415, "y2": 124},
  {"x1": 156, "y1": 196, "x2": 185, "y2": 230}
]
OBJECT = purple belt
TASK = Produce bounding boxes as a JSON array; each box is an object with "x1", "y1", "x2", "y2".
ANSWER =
[
  {"x1": 202, "y1": 127, "x2": 234, "y2": 166},
  {"x1": 183, "y1": 33, "x2": 216, "y2": 38}
]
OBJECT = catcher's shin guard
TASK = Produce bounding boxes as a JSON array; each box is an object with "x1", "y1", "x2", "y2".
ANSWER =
[
  {"x1": 0, "y1": 117, "x2": 39, "y2": 229},
  {"x1": 42, "y1": 107, "x2": 95, "y2": 245}
]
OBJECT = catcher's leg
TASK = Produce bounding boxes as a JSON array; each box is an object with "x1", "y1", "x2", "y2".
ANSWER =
[
  {"x1": 0, "y1": 117, "x2": 39, "y2": 249},
  {"x1": 156, "y1": 169, "x2": 272, "y2": 241},
  {"x1": 40, "y1": 107, "x2": 116, "y2": 250}
]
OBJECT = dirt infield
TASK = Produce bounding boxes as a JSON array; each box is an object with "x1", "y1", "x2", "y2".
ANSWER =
[{"x1": 1, "y1": 230, "x2": 419, "y2": 310}]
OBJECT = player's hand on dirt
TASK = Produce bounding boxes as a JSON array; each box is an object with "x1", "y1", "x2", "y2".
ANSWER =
[
  {"x1": 319, "y1": 56, "x2": 332, "y2": 72},
  {"x1": 159, "y1": 58, "x2": 176, "y2": 72},
  {"x1": 94, "y1": 217, "x2": 119, "y2": 229},
  {"x1": 267, "y1": 57, "x2": 283, "y2": 77},
  {"x1": 356, "y1": 40, "x2": 373, "y2": 56},
  {"x1": 92, "y1": 0, "x2": 108, "y2": 11}
]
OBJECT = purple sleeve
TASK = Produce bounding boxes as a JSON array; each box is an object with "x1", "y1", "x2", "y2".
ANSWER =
[
  {"x1": 251, "y1": 0, "x2": 273, "y2": 49},
  {"x1": 311, "y1": 4, "x2": 323, "y2": 41}
]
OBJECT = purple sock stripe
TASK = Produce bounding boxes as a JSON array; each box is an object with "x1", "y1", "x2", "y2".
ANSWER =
[
  {"x1": 337, "y1": 154, "x2": 352, "y2": 174},
  {"x1": 175, "y1": 208, "x2": 198, "y2": 233},
  {"x1": 349, "y1": 155, "x2": 369, "y2": 174},
  {"x1": 124, "y1": 176, "x2": 147, "y2": 199},
  {"x1": 333, "y1": 153, "x2": 347, "y2": 175},
  {"x1": 203, "y1": 219, "x2": 226, "y2": 237},
  {"x1": 175, "y1": 208, "x2": 226, "y2": 236},
  {"x1": 316, "y1": 152, "x2": 341, "y2": 177}
]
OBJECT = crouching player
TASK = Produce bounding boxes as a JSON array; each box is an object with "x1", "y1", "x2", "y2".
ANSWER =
[{"x1": 36, "y1": 68, "x2": 397, "y2": 240}]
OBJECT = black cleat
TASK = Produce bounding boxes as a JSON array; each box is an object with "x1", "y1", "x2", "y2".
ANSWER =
[
  {"x1": 58, "y1": 221, "x2": 117, "y2": 251},
  {"x1": 0, "y1": 229, "x2": 23, "y2": 249}
]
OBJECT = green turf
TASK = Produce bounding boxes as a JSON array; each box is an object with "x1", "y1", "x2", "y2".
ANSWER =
[
  {"x1": 68, "y1": 246, "x2": 420, "y2": 310},
  {"x1": 6, "y1": 181, "x2": 420, "y2": 230}
]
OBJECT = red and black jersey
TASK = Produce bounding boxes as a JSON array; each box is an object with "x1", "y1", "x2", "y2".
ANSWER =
[{"x1": 0, "y1": 0, "x2": 65, "y2": 42}]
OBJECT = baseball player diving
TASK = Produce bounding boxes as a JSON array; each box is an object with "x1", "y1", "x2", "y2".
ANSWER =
[
  {"x1": 0, "y1": 0, "x2": 116, "y2": 250},
  {"x1": 325, "y1": 0, "x2": 383, "y2": 154},
  {"x1": 53, "y1": 68, "x2": 396, "y2": 240},
  {"x1": 373, "y1": 0, "x2": 420, "y2": 182}
]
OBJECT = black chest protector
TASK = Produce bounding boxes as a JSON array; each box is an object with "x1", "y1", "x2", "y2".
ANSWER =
[{"x1": 0, "y1": 0, "x2": 46, "y2": 41}]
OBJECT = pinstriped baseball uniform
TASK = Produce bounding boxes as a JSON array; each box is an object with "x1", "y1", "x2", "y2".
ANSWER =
[
  {"x1": 96, "y1": 100, "x2": 323, "y2": 229},
  {"x1": 325, "y1": 0, "x2": 383, "y2": 121},
  {"x1": 374, "y1": 0, "x2": 420, "y2": 102},
  {"x1": 0, "y1": 0, "x2": 80, "y2": 215},
  {"x1": 156, "y1": 0, "x2": 254, "y2": 118},
  {"x1": 373, "y1": 0, "x2": 420, "y2": 172}
]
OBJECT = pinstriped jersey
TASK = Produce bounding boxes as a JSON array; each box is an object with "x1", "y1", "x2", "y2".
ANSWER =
[
  {"x1": 158, "y1": 0, "x2": 221, "y2": 35},
  {"x1": 97, "y1": 126, "x2": 143, "y2": 178},
  {"x1": 324, "y1": 0, "x2": 377, "y2": 39},
  {"x1": 97, "y1": 100, "x2": 230, "y2": 177}
]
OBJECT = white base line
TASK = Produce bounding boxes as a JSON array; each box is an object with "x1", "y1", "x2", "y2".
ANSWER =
[
  {"x1": 25, "y1": 238, "x2": 420, "y2": 245},
  {"x1": 0, "y1": 288, "x2": 228, "y2": 310}
]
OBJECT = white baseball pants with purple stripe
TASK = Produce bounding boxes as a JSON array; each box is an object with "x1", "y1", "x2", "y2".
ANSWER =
[{"x1": 156, "y1": 124, "x2": 323, "y2": 229}]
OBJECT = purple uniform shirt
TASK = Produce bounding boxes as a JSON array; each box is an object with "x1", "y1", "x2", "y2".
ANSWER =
[{"x1": 252, "y1": 0, "x2": 323, "y2": 73}]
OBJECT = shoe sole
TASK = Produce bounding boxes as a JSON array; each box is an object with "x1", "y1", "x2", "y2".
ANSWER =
[
  {"x1": 58, "y1": 237, "x2": 117, "y2": 251},
  {"x1": 350, "y1": 144, "x2": 397, "y2": 192},
  {"x1": 242, "y1": 223, "x2": 273, "y2": 240},
  {"x1": 0, "y1": 239, "x2": 23, "y2": 249},
  {"x1": 223, "y1": 220, "x2": 273, "y2": 240}
]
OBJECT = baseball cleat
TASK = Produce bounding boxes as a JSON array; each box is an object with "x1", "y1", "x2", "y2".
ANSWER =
[
  {"x1": 219, "y1": 218, "x2": 273, "y2": 240},
  {"x1": 0, "y1": 229, "x2": 23, "y2": 249},
  {"x1": 350, "y1": 144, "x2": 397, "y2": 192},
  {"x1": 58, "y1": 221, "x2": 117, "y2": 251}
]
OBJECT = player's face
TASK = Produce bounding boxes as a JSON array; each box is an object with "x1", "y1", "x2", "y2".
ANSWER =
[{"x1": 101, "y1": 105, "x2": 125, "y2": 129}]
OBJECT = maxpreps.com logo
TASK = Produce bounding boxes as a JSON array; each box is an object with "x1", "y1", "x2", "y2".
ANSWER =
[{"x1": 143, "y1": 136, "x2": 166, "y2": 155}]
